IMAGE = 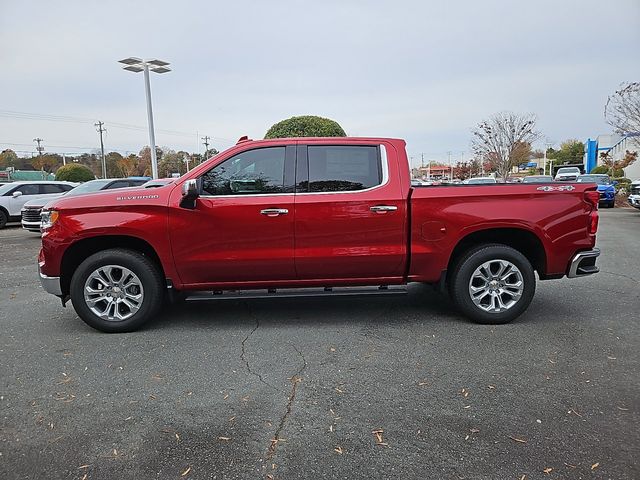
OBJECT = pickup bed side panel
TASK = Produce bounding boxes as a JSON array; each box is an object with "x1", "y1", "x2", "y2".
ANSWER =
[{"x1": 408, "y1": 184, "x2": 596, "y2": 283}]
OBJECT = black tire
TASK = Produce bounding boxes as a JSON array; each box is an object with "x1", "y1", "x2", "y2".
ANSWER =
[
  {"x1": 607, "y1": 200, "x2": 615, "y2": 208},
  {"x1": 0, "y1": 209, "x2": 8, "y2": 229},
  {"x1": 449, "y1": 244, "x2": 535, "y2": 325},
  {"x1": 70, "y1": 248, "x2": 165, "y2": 332}
]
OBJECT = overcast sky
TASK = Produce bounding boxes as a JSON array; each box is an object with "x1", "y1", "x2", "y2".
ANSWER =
[{"x1": 1, "y1": 0, "x2": 639, "y2": 167}]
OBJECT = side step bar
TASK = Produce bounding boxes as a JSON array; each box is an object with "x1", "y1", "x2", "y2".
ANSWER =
[{"x1": 185, "y1": 285, "x2": 408, "y2": 302}]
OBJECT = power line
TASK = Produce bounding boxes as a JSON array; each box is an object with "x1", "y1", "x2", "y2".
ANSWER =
[{"x1": 0, "y1": 109, "x2": 234, "y2": 143}]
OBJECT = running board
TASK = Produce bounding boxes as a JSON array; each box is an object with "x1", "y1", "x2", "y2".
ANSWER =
[{"x1": 184, "y1": 285, "x2": 408, "y2": 302}]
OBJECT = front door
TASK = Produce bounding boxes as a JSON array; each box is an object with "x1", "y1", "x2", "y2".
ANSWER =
[{"x1": 169, "y1": 145, "x2": 296, "y2": 286}]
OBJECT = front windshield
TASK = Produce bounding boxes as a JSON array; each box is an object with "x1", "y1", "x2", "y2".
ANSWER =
[
  {"x1": 65, "y1": 180, "x2": 111, "y2": 197},
  {"x1": 0, "y1": 183, "x2": 17, "y2": 195},
  {"x1": 578, "y1": 175, "x2": 610, "y2": 185}
]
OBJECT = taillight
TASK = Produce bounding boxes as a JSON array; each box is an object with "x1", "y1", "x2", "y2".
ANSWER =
[
  {"x1": 584, "y1": 190, "x2": 600, "y2": 210},
  {"x1": 589, "y1": 212, "x2": 599, "y2": 234},
  {"x1": 584, "y1": 189, "x2": 599, "y2": 234}
]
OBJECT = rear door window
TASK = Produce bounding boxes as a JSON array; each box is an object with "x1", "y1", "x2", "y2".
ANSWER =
[{"x1": 299, "y1": 146, "x2": 382, "y2": 192}]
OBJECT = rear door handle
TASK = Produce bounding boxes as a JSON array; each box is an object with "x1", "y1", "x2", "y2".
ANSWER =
[
  {"x1": 260, "y1": 208, "x2": 289, "y2": 217},
  {"x1": 370, "y1": 205, "x2": 398, "y2": 213}
]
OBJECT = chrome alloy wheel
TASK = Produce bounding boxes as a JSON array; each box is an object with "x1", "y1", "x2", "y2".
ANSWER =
[
  {"x1": 83, "y1": 265, "x2": 144, "y2": 322},
  {"x1": 468, "y1": 259, "x2": 524, "y2": 313}
]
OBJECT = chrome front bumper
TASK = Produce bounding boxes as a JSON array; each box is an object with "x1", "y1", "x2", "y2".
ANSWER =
[
  {"x1": 39, "y1": 264, "x2": 62, "y2": 296},
  {"x1": 567, "y1": 248, "x2": 600, "y2": 278}
]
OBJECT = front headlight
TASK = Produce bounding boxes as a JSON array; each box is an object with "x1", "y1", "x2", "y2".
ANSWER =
[{"x1": 40, "y1": 209, "x2": 59, "y2": 230}]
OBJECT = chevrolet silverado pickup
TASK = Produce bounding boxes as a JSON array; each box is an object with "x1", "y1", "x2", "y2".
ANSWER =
[{"x1": 38, "y1": 137, "x2": 601, "y2": 332}]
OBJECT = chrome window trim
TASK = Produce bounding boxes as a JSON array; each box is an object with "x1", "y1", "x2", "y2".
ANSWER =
[
  {"x1": 199, "y1": 192, "x2": 294, "y2": 199},
  {"x1": 196, "y1": 144, "x2": 390, "y2": 199},
  {"x1": 296, "y1": 144, "x2": 389, "y2": 196}
]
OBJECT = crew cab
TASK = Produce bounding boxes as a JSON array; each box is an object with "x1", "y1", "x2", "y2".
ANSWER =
[{"x1": 37, "y1": 137, "x2": 601, "y2": 332}]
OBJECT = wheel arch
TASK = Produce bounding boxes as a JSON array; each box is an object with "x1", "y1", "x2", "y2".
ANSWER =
[
  {"x1": 60, "y1": 235, "x2": 165, "y2": 296},
  {"x1": 446, "y1": 227, "x2": 547, "y2": 281}
]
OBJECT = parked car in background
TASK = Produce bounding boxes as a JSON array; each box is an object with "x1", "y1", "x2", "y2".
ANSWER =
[
  {"x1": 576, "y1": 174, "x2": 616, "y2": 208},
  {"x1": 21, "y1": 177, "x2": 150, "y2": 232},
  {"x1": 141, "y1": 178, "x2": 175, "y2": 188},
  {"x1": 0, "y1": 181, "x2": 77, "y2": 228},
  {"x1": 628, "y1": 179, "x2": 640, "y2": 210},
  {"x1": 522, "y1": 175, "x2": 554, "y2": 183},
  {"x1": 464, "y1": 177, "x2": 497, "y2": 184},
  {"x1": 554, "y1": 167, "x2": 581, "y2": 182}
]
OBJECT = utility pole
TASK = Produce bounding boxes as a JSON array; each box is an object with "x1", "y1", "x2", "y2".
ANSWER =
[
  {"x1": 543, "y1": 141, "x2": 553, "y2": 175},
  {"x1": 33, "y1": 137, "x2": 44, "y2": 157},
  {"x1": 33, "y1": 138, "x2": 45, "y2": 178},
  {"x1": 202, "y1": 136, "x2": 210, "y2": 159},
  {"x1": 184, "y1": 153, "x2": 190, "y2": 172},
  {"x1": 95, "y1": 121, "x2": 107, "y2": 178},
  {"x1": 421, "y1": 153, "x2": 424, "y2": 168},
  {"x1": 447, "y1": 151, "x2": 452, "y2": 180}
]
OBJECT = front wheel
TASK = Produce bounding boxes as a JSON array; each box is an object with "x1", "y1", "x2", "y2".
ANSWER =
[
  {"x1": 0, "y1": 210, "x2": 8, "y2": 229},
  {"x1": 70, "y1": 249, "x2": 165, "y2": 332},
  {"x1": 449, "y1": 244, "x2": 535, "y2": 324}
]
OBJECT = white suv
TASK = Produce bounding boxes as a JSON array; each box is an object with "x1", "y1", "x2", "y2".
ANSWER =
[
  {"x1": 0, "y1": 181, "x2": 77, "y2": 228},
  {"x1": 554, "y1": 167, "x2": 581, "y2": 182},
  {"x1": 629, "y1": 179, "x2": 640, "y2": 210}
]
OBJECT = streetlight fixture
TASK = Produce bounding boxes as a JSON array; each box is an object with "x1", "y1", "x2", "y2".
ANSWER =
[{"x1": 118, "y1": 57, "x2": 171, "y2": 179}]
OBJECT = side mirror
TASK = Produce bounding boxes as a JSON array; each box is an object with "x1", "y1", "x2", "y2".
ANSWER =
[
  {"x1": 180, "y1": 179, "x2": 199, "y2": 209},
  {"x1": 12, "y1": 191, "x2": 22, "y2": 198}
]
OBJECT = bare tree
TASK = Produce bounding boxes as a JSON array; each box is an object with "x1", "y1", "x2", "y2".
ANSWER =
[
  {"x1": 471, "y1": 112, "x2": 540, "y2": 180},
  {"x1": 605, "y1": 82, "x2": 640, "y2": 134}
]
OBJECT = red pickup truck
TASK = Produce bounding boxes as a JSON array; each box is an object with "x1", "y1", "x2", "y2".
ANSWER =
[{"x1": 38, "y1": 137, "x2": 601, "y2": 332}]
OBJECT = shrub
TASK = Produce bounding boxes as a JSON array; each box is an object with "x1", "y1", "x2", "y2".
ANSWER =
[
  {"x1": 590, "y1": 165, "x2": 609, "y2": 174},
  {"x1": 55, "y1": 163, "x2": 95, "y2": 182},
  {"x1": 264, "y1": 115, "x2": 346, "y2": 139}
]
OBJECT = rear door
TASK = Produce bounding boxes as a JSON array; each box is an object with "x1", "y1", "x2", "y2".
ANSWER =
[{"x1": 294, "y1": 143, "x2": 407, "y2": 280}]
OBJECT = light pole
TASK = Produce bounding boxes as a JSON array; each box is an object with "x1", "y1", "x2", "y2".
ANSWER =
[{"x1": 118, "y1": 57, "x2": 171, "y2": 179}]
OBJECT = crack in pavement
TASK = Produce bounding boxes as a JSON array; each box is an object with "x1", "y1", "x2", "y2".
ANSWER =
[
  {"x1": 265, "y1": 344, "x2": 307, "y2": 462},
  {"x1": 240, "y1": 303, "x2": 279, "y2": 391}
]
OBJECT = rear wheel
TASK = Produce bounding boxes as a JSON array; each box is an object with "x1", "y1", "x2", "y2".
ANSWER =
[
  {"x1": 0, "y1": 210, "x2": 8, "y2": 229},
  {"x1": 70, "y1": 249, "x2": 164, "y2": 332},
  {"x1": 449, "y1": 244, "x2": 535, "y2": 324}
]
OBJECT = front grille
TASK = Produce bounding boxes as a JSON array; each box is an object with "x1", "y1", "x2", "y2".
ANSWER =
[
  {"x1": 631, "y1": 185, "x2": 640, "y2": 196},
  {"x1": 22, "y1": 208, "x2": 42, "y2": 223}
]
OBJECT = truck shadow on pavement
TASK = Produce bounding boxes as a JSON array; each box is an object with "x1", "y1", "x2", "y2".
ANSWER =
[{"x1": 147, "y1": 283, "x2": 467, "y2": 332}]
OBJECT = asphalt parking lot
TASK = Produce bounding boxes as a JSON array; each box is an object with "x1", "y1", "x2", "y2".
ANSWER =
[{"x1": 0, "y1": 209, "x2": 638, "y2": 480}]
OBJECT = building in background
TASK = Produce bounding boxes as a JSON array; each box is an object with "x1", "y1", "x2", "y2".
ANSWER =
[{"x1": 584, "y1": 133, "x2": 640, "y2": 180}]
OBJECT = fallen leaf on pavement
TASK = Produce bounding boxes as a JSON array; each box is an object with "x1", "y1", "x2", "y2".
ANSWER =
[
  {"x1": 218, "y1": 436, "x2": 231, "y2": 441},
  {"x1": 591, "y1": 462, "x2": 600, "y2": 470},
  {"x1": 334, "y1": 446, "x2": 343, "y2": 454},
  {"x1": 543, "y1": 467, "x2": 553, "y2": 474},
  {"x1": 181, "y1": 466, "x2": 191, "y2": 476},
  {"x1": 509, "y1": 436, "x2": 527, "y2": 444}
]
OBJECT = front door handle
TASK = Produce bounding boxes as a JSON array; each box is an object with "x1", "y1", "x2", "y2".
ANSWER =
[
  {"x1": 370, "y1": 205, "x2": 398, "y2": 213},
  {"x1": 260, "y1": 208, "x2": 289, "y2": 217}
]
